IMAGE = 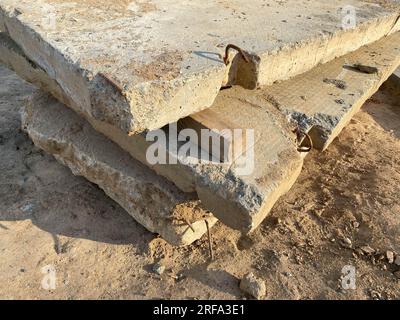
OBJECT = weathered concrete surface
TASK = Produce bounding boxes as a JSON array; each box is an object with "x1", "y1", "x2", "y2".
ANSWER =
[
  {"x1": 22, "y1": 92, "x2": 217, "y2": 246},
  {"x1": 221, "y1": 31, "x2": 400, "y2": 151},
  {"x1": 5, "y1": 30, "x2": 400, "y2": 233},
  {"x1": 190, "y1": 91, "x2": 304, "y2": 232},
  {"x1": 1, "y1": 0, "x2": 399, "y2": 134},
  {"x1": 0, "y1": 32, "x2": 304, "y2": 233},
  {"x1": 0, "y1": 31, "x2": 196, "y2": 191}
]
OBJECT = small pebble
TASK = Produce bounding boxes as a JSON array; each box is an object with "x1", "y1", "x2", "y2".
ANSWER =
[
  {"x1": 352, "y1": 221, "x2": 360, "y2": 228},
  {"x1": 386, "y1": 251, "x2": 395, "y2": 264},
  {"x1": 240, "y1": 272, "x2": 266, "y2": 300},
  {"x1": 152, "y1": 262, "x2": 166, "y2": 275},
  {"x1": 370, "y1": 290, "x2": 382, "y2": 300},
  {"x1": 341, "y1": 237, "x2": 352, "y2": 248},
  {"x1": 360, "y1": 245, "x2": 375, "y2": 255}
]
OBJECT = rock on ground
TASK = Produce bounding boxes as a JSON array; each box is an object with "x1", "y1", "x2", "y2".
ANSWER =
[{"x1": 240, "y1": 273, "x2": 266, "y2": 300}]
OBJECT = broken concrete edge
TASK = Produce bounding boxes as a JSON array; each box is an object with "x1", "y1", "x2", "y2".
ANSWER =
[
  {"x1": 0, "y1": 6, "x2": 226, "y2": 135},
  {"x1": 314, "y1": 67, "x2": 400, "y2": 151},
  {"x1": 246, "y1": 31, "x2": 400, "y2": 152},
  {"x1": 255, "y1": 11, "x2": 400, "y2": 87},
  {"x1": 196, "y1": 157, "x2": 304, "y2": 233},
  {"x1": 285, "y1": 75, "x2": 400, "y2": 152},
  {"x1": 0, "y1": 33, "x2": 198, "y2": 193},
  {"x1": 309, "y1": 57, "x2": 400, "y2": 150},
  {"x1": 1, "y1": 4, "x2": 400, "y2": 135},
  {"x1": 21, "y1": 93, "x2": 218, "y2": 247},
  {"x1": 231, "y1": 10, "x2": 400, "y2": 90}
]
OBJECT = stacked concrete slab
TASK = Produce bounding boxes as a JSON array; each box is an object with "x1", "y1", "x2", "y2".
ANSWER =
[
  {"x1": 1, "y1": 0, "x2": 400, "y2": 244},
  {"x1": 22, "y1": 92, "x2": 218, "y2": 246}
]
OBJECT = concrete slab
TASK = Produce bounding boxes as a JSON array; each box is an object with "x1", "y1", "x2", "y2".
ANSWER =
[
  {"x1": 22, "y1": 91, "x2": 217, "y2": 246},
  {"x1": 1, "y1": 0, "x2": 399, "y2": 134},
  {"x1": 191, "y1": 91, "x2": 305, "y2": 232},
  {"x1": 178, "y1": 109, "x2": 249, "y2": 163},
  {"x1": 0, "y1": 32, "x2": 304, "y2": 233},
  {"x1": 220, "y1": 31, "x2": 400, "y2": 151}
]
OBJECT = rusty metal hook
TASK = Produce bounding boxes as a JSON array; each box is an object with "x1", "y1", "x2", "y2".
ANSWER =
[
  {"x1": 205, "y1": 220, "x2": 214, "y2": 261},
  {"x1": 223, "y1": 44, "x2": 250, "y2": 65},
  {"x1": 293, "y1": 127, "x2": 313, "y2": 153}
]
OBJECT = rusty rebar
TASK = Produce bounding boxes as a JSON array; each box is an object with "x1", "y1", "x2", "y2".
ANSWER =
[
  {"x1": 205, "y1": 220, "x2": 214, "y2": 261},
  {"x1": 223, "y1": 44, "x2": 250, "y2": 65}
]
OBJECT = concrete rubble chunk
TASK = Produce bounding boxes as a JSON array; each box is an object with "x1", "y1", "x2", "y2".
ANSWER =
[
  {"x1": 215, "y1": 31, "x2": 400, "y2": 151},
  {"x1": 1, "y1": 0, "x2": 400, "y2": 134},
  {"x1": 22, "y1": 91, "x2": 218, "y2": 246},
  {"x1": 240, "y1": 272, "x2": 266, "y2": 300},
  {"x1": 360, "y1": 245, "x2": 376, "y2": 255}
]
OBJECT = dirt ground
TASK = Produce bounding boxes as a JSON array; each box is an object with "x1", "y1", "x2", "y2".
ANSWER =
[{"x1": 0, "y1": 64, "x2": 399, "y2": 300}]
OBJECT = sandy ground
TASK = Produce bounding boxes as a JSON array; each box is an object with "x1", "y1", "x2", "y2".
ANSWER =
[{"x1": 0, "y1": 64, "x2": 400, "y2": 300}]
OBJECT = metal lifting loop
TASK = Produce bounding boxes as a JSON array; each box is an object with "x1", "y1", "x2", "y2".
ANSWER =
[
  {"x1": 223, "y1": 44, "x2": 250, "y2": 65},
  {"x1": 293, "y1": 127, "x2": 313, "y2": 153}
]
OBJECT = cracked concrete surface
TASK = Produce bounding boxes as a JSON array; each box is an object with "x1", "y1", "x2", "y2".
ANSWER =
[
  {"x1": 228, "y1": 31, "x2": 400, "y2": 150},
  {"x1": 0, "y1": 0, "x2": 399, "y2": 133}
]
